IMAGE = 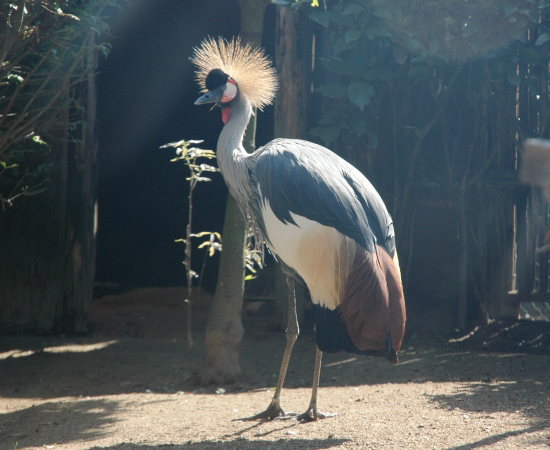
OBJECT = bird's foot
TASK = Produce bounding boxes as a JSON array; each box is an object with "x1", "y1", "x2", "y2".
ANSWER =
[
  {"x1": 297, "y1": 406, "x2": 336, "y2": 422},
  {"x1": 244, "y1": 399, "x2": 295, "y2": 421}
]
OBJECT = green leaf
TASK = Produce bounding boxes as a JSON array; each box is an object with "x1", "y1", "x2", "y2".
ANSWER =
[
  {"x1": 308, "y1": 10, "x2": 330, "y2": 27},
  {"x1": 345, "y1": 28, "x2": 361, "y2": 43},
  {"x1": 0, "y1": 161, "x2": 18, "y2": 170},
  {"x1": 535, "y1": 32, "x2": 550, "y2": 46},
  {"x1": 310, "y1": 126, "x2": 341, "y2": 146},
  {"x1": 32, "y1": 135, "x2": 48, "y2": 146},
  {"x1": 191, "y1": 231, "x2": 215, "y2": 238},
  {"x1": 347, "y1": 82, "x2": 375, "y2": 110},
  {"x1": 160, "y1": 139, "x2": 187, "y2": 149},
  {"x1": 244, "y1": 262, "x2": 257, "y2": 273},
  {"x1": 208, "y1": 243, "x2": 222, "y2": 257},
  {"x1": 366, "y1": 66, "x2": 399, "y2": 80},
  {"x1": 342, "y1": 3, "x2": 363, "y2": 15},
  {"x1": 320, "y1": 56, "x2": 367, "y2": 76},
  {"x1": 364, "y1": 23, "x2": 391, "y2": 39},
  {"x1": 7, "y1": 73, "x2": 24, "y2": 84},
  {"x1": 372, "y1": 4, "x2": 393, "y2": 20}
]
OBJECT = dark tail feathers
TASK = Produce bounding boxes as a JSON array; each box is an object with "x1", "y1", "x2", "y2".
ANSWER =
[{"x1": 339, "y1": 244, "x2": 406, "y2": 355}]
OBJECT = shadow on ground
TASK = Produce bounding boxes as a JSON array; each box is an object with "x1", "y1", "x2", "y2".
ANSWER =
[
  {"x1": 0, "y1": 399, "x2": 120, "y2": 448},
  {"x1": 1, "y1": 330, "x2": 548, "y2": 429},
  {"x1": 445, "y1": 425, "x2": 549, "y2": 450},
  {"x1": 89, "y1": 438, "x2": 350, "y2": 449}
]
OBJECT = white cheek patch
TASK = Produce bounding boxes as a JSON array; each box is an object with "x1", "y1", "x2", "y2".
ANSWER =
[{"x1": 221, "y1": 80, "x2": 238, "y2": 103}]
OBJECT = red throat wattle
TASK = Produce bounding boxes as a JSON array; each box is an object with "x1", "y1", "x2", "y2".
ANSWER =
[{"x1": 222, "y1": 107, "x2": 231, "y2": 125}]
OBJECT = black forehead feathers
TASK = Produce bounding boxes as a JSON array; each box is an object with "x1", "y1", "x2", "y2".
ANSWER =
[{"x1": 205, "y1": 69, "x2": 229, "y2": 90}]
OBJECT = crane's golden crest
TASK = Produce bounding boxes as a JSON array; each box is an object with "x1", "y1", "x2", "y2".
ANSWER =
[{"x1": 191, "y1": 36, "x2": 277, "y2": 110}]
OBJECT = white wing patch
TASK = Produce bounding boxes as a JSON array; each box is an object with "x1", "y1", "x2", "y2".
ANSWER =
[{"x1": 261, "y1": 199, "x2": 356, "y2": 310}]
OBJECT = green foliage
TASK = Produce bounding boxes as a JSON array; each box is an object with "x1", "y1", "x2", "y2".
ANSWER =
[
  {"x1": 308, "y1": 0, "x2": 550, "y2": 150},
  {"x1": 164, "y1": 139, "x2": 218, "y2": 185},
  {"x1": 307, "y1": 0, "x2": 550, "y2": 323},
  {"x1": 162, "y1": 138, "x2": 262, "y2": 287},
  {"x1": 162, "y1": 138, "x2": 221, "y2": 348},
  {"x1": 161, "y1": 139, "x2": 222, "y2": 281},
  {"x1": 194, "y1": 231, "x2": 224, "y2": 257},
  {"x1": 0, "y1": 1, "x2": 115, "y2": 209},
  {"x1": 0, "y1": 131, "x2": 51, "y2": 209}
]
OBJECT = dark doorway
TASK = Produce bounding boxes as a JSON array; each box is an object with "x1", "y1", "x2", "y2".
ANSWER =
[{"x1": 96, "y1": 1, "x2": 240, "y2": 289}]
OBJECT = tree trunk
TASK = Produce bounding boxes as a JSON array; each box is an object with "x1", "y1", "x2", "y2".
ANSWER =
[
  {"x1": 198, "y1": 0, "x2": 270, "y2": 384},
  {"x1": 274, "y1": 5, "x2": 310, "y2": 140},
  {"x1": 200, "y1": 195, "x2": 245, "y2": 384}
]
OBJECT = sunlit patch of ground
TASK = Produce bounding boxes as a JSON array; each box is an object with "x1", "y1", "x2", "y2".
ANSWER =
[{"x1": 0, "y1": 288, "x2": 548, "y2": 449}]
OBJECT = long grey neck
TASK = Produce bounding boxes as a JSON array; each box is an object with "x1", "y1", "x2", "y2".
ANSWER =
[{"x1": 216, "y1": 93, "x2": 253, "y2": 199}]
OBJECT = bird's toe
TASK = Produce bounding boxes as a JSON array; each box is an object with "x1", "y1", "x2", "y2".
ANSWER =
[
  {"x1": 244, "y1": 399, "x2": 292, "y2": 421},
  {"x1": 297, "y1": 407, "x2": 336, "y2": 422}
]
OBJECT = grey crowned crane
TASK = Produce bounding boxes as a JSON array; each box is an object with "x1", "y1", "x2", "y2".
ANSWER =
[{"x1": 192, "y1": 37, "x2": 406, "y2": 421}]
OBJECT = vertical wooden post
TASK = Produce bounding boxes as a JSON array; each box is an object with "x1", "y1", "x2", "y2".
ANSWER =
[
  {"x1": 60, "y1": 32, "x2": 99, "y2": 332},
  {"x1": 274, "y1": 5, "x2": 311, "y2": 139}
]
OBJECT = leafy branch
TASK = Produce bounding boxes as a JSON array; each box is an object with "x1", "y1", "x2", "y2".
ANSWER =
[
  {"x1": 161, "y1": 139, "x2": 221, "y2": 349},
  {"x1": 0, "y1": 0, "x2": 114, "y2": 209}
]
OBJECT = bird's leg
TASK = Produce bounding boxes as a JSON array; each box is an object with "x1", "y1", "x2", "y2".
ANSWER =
[
  {"x1": 297, "y1": 347, "x2": 336, "y2": 422},
  {"x1": 247, "y1": 276, "x2": 299, "y2": 420}
]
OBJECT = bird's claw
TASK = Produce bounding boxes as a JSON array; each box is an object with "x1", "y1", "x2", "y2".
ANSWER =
[
  {"x1": 243, "y1": 399, "x2": 336, "y2": 422},
  {"x1": 297, "y1": 407, "x2": 336, "y2": 422},
  {"x1": 244, "y1": 400, "x2": 295, "y2": 421}
]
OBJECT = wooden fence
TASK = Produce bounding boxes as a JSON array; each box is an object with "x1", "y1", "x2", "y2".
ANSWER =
[{"x1": 511, "y1": 190, "x2": 550, "y2": 320}]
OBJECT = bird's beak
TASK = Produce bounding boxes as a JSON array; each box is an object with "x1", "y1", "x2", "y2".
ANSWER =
[{"x1": 194, "y1": 86, "x2": 224, "y2": 105}]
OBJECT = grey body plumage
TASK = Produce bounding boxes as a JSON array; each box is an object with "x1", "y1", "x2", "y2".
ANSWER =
[
  {"x1": 192, "y1": 37, "x2": 406, "y2": 421},
  {"x1": 253, "y1": 138, "x2": 396, "y2": 255}
]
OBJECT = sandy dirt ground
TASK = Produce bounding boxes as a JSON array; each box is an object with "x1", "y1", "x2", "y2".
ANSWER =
[{"x1": 0, "y1": 287, "x2": 549, "y2": 449}]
